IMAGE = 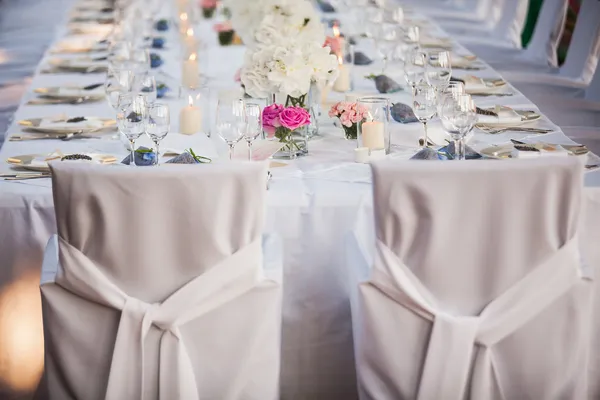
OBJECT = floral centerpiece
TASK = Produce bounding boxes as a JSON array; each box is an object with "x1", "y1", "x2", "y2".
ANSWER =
[
  {"x1": 329, "y1": 101, "x2": 369, "y2": 140},
  {"x1": 263, "y1": 104, "x2": 311, "y2": 158},
  {"x1": 200, "y1": 0, "x2": 218, "y2": 18}
]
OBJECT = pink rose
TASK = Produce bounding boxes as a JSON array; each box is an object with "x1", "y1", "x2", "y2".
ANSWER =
[
  {"x1": 201, "y1": 0, "x2": 217, "y2": 8},
  {"x1": 279, "y1": 107, "x2": 311, "y2": 131},
  {"x1": 262, "y1": 104, "x2": 284, "y2": 129},
  {"x1": 213, "y1": 21, "x2": 233, "y2": 32}
]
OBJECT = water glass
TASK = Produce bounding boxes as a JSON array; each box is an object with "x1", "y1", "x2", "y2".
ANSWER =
[
  {"x1": 116, "y1": 94, "x2": 147, "y2": 166},
  {"x1": 216, "y1": 97, "x2": 247, "y2": 160},
  {"x1": 439, "y1": 94, "x2": 477, "y2": 160},
  {"x1": 425, "y1": 51, "x2": 452, "y2": 90},
  {"x1": 412, "y1": 83, "x2": 437, "y2": 147},
  {"x1": 437, "y1": 81, "x2": 465, "y2": 115},
  {"x1": 135, "y1": 73, "x2": 157, "y2": 104},
  {"x1": 104, "y1": 67, "x2": 133, "y2": 110},
  {"x1": 403, "y1": 50, "x2": 426, "y2": 90},
  {"x1": 244, "y1": 103, "x2": 262, "y2": 160},
  {"x1": 376, "y1": 24, "x2": 400, "y2": 73},
  {"x1": 145, "y1": 103, "x2": 170, "y2": 165}
]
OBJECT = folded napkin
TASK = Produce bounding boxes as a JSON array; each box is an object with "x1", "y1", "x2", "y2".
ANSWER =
[
  {"x1": 462, "y1": 76, "x2": 508, "y2": 94},
  {"x1": 390, "y1": 103, "x2": 418, "y2": 123},
  {"x1": 511, "y1": 142, "x2": 570, "y2": 158},
  {"x1": 39, "y1": 117, "x2": 105, "y2": 130},
  {"x1": 410, "y1": 147, "x2": 442, "y2": 160},
  {"x1": 367, "y1": 75, "x2": 402, "y2": 94},
  {"x1": 348, "y1": 52, "x2": 373, "y2": 66},
  {"x1": 477, "y1": 106, "x2": 523, "y2": 125},
  {"x1": 450, "y1": 54, "x2": 480, "y2": 69},
  {"x1": 420, "y1": 36, "x2": 453, "y2": 48}
]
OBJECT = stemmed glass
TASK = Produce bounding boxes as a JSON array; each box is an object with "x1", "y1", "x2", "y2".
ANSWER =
[
  {"x1": 412, "y1": 83, "x2": 438, "y2": 148},
  {"x1": 425, "y1": 51, "x2": 452, "y2": 90},
  {"x1": 403, "y1": 50, "x2": 426, "y2": 92},
  {"x1": 243, "y1": 103, "x2": 262, "y2": 160},
  {"x1": 135, "y1": 72, "x2": 157, "y2": 105},
  {"x1": 145, "y1": 103, "x2": 170, "y2": 165},
  {"x1": 437, "y1": 81, "x2": 465, "y2": 115},
  {"x1": 439, "y1": 94, "x2": 477, "y2": 160},
  {"x1": 376, "y1": 23, "x2": 400, "y2": 74},
  {"x1": 216, "y1": 98, "x2": 247, "y2": 160},
  {"x1": 116, "y1": 94, "x2": 146, "y2": 166},
  {"x1": 104, "y1": 67, "x2": 133, "y2": 110}
]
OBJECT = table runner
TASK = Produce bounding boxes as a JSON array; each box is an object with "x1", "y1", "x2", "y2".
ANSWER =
[{"x1": 1, "y1": 0, "x2": 600, "y2": 398}]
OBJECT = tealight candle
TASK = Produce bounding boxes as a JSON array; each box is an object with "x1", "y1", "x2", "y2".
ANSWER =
[
  {"x1": 333, "y1": 55, "x2": 351, "y2": 92},
  {"x1": 354, "y1": 147, "x2": 370, "y2": 163},
  {"x1": 182, "y1": 53, "x2": 199, "y2": 89},
  {"x1": 179, "y1": 95, "x2": 202, "y2": 135},
  {"x1": 361, "y1": 121, "x2": 385, "y2": 150}
]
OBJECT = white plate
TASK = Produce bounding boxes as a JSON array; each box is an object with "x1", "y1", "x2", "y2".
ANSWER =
[
  {"x1": 47, "y1": 57, "x2": 107, "y2": 72},
  {"x1": 7, "y1": 152, "x2": 118, "y2": 172},
  {"x1": 51, "y1": 37, "x2": 108, "y2": 53},
  {"x1": 18, "y1": 116, "x2": 116, "y2": 134},
  {"x1": 34, "y1": 85, "x2": 105, "y2": 100},
  {"x1": 69, "y1": 22, "x2": 114, "y2": 36}
]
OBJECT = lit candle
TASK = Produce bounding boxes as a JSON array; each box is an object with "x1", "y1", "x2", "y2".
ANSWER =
[
  {"x1": 182, "y1": 53, "x2": 199, "y2": 89},
  {"x1": 332, "y1": 24, "x2": 345, "y2": 48},
  {"x1": 179, "y1": 95, "x2": 202, "y2": 135},
  {"x1": 179, "y1": 12, "x2": 189, "y2": 36},
  {"x1": 183, "y1": 28, "x2": 197, "y2": 55},
  {"x1": 333, "y1": 55, "x2": 351, "y2": 92},
  {"x1": 362, "y1": 121, "x2": 385, "y2": 150}
]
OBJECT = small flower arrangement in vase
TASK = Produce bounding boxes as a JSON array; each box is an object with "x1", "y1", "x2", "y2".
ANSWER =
[
  {"x1": 329, "y1": 101, "x2": 369, "y2": 140},
  {"x1": 213, "y1": 21, "x2": 239, "y2": 46},
  {"x1": 263, "y1": 104, "x2": 311, "y2": 159},
  {"x1": 200, "y1": 0, "x2": 217, "y2": 18}
]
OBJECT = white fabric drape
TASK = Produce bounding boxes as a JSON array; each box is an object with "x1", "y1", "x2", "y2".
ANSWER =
[{"x1": 363, "y1": 237, "x2": 585, "y2": 400}]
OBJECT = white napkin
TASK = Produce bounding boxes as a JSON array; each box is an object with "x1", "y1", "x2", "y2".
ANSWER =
[
  {"x1": 511, "y1": 144, "x2": 569, "y2": 158},
  {"x1": 54, "y1": 87, "x2": 104, "y2": 98},
  {"x1": 39, "y1": 118, "x2": 105, "y2": 131},
  {"x1": 463, "y1": 76, "x2": 508, "y2": 94},
  {"x1": 450, "y1": 55, "x2": 479, "y2": 69},
  {"x1": 420, "y1": 36, "x2": 453, "y2": 48},
  {"x1": 477, "y1": 106, "x2": 523, "y2": 125},
  {"x1": 69, "y1": 23, "x2": 113, "y2": 35}
]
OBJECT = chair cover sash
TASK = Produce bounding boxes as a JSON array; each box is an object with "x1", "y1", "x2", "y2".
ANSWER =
[
  {"x1": 49, "y1": 234, "x2": 264, "y2": 400},
  {"x1": 366, "y1": 237, "x2": 583, "y2": 400}
]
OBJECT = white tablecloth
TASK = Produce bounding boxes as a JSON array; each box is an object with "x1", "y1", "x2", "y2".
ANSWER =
[{"x1": 1, "y1": 1, "x2": 600, "y2": 398}]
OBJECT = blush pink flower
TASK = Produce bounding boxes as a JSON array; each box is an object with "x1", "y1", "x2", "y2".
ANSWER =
[
  {"x1": 262, "y1": 104, "x2": 284, "y2": 130},
  {"x1": 279, "y1": 107, "x2": 311, "y2": 131},
  {"x1": 323, "y1": 36, "x2": 342, "y2": 55},
  {"x1": 213, "y1": 21, "x2": 233, "y2": 32},
  {"x1": 201, "y1": 0, "x2": 217, "y2": 8}
]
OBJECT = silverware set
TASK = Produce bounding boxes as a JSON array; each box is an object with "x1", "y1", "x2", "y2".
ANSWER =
[
  {"x1": 1, "y1": 172, "x2": 51, "y2": 181},
  {"x1": 476, "y1": 125, "x2": 553, "y2": 134},
  {"x1": 9, "y1": 130, "x2": 101, "y2": 141}
]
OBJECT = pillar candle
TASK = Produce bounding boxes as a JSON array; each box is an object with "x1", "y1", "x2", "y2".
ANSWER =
[
  {"x1": 182, "y1": 53, "x2": 199, "y2": 89},
  {"x1": 333, "y1": 57, "x2": 351, "y2": 92},
  {"x1": 362, "y1": 121, "x2": 385, "y2": 150},
  {"x1": 179, "y1": 96, "x2": 202, "y2": 135}
]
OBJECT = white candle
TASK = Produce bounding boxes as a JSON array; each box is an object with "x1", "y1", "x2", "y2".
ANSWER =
[
  {"x1": 179, "y1": 95, "x2": 202, "y2": 135},
  {"x1": 362, "y1": 121, "x2": 385, "y2": 150},
  {"x1": 182, "y1": 53, "x2": 199, "y2": 89},
  {"x1": 345, "y1": 94, "x2": 359, "y2": 102},
  {"x1": 354, "y1": 147, "x2": 370, "y2": 163},
  {"x1": 183, "y1": 28, "x2": 197, "y2": 54},
  {"x1": 333, "y1": 56, "x2": 351, "y2": 92}
]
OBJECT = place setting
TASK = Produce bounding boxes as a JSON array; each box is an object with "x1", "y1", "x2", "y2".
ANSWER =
[
  {"x1": 28, "y1": 83, "x2": 105, "y2": 105},
  {"x1": 10, "y1": 115, "x2": 117, "y2": 142},
  {"x1": 50, "y1": 36, "x2": 109, "y2": 54}
]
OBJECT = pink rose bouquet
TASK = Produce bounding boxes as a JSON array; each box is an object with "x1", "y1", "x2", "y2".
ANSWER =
[
  {"x1": 201, "y1": 0, "x2": 218, "y2": 18},
  {"x1": 263, "y1": 104, "x2": 311, "y2": 154},
  {"x1": 329, "y1": 101, "x2": 369, "y2": 140}
]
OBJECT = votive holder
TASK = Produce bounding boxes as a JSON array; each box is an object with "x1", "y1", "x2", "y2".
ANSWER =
[{"x1": 357, "y1": 96, "x2": 391, "y2": 154}]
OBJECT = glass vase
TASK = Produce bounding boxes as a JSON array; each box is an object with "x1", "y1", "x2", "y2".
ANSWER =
[
  {"x1": 267, "y1": 93, "x2": 309, "y2": 159},
  {"x1": 343, "y1": 123, "x2": 358, "y2": 140}
]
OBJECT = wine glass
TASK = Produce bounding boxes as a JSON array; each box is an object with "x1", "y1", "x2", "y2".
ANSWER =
[
  {"x1": 128, "y1": 46, "x2": 150, "y2": 73},
  {"x1": 243, "y1": 103, "x2": 262, "y2": 160},
  {"x1": 376, "y1": 23, "x2": 400, "y2": 74},
  {"x1": 116, "y1": 94, "x2": 146, "y2": 166},
  {"x1": 216, "y1": 98, "x2": 247, "y2": 160},
  {"x1": 104, "y1": 67, "x2": 133, "y2": 110},
  {"x1": 439, "y1": 94, "x2": 477, "y2": 160},
  {"x1": 145, "y1": 103, "x2": 170, "y2": 165},
  {"x1": 437, "y1": 81, "x2": 465, "y2": 115},
  {"x1": 412, "y1": 83, "x2": 437, "y2": 148},
  {"x1": 425, "y1": 51, "x2": 452, "y2": 90},
  {"x1": 403, "y1": 50, "x2": 426, "y2": 91},
  {"x1": 135, "y1": 72, "x2": 157, "y2": 104}
]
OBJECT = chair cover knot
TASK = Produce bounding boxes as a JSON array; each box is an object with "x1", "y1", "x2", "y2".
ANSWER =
[
  {"x1": 52, "y1": 234, "x2": 264, "y2": 400},
  {"x1": 368, "y1": 236, "x2": 583, "y2": 400}
]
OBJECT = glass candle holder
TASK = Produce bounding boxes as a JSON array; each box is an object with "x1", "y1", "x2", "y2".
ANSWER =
[{"x1": 357, "y1": 96, "x2": 391, "y2": 154}]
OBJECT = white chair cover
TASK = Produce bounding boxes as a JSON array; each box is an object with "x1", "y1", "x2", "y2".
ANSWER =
[
  {"x1": 348, "y1": 158, "x2": 593, "y2": 399},
  {"x1": 40, "y1": 162, "x2": 282, "y2": 400}
]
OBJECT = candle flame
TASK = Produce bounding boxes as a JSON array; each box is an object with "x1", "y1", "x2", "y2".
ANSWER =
[
  {"x1": 186, "y1": 28, "x2": 194, "y2": 37},
  {"x1": 337, "y1": 54, "x2": 343, "y2": 65},
  {"x1": 332, "y1": 25, "x2": 340, "y2": 38},
  {"x1": 180, "y1": 12, "x2": 188, "y2": 21},
  {"x1": 189, "y1": 53, "x2": 197, "y2": 61},
  {"x1": 188, "y1": 95, "x2": 194, "y2": 106}
]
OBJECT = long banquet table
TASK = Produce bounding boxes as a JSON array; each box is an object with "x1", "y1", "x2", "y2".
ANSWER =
[{"x1": 1, "y1": 1, "x2": 600, "y2": 398}]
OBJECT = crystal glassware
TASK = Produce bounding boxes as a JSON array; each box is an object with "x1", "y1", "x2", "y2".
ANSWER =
[
  {"x1": 436, "y1": 81, "x2": 465, "y2": 115},
  {"x1": 243, "y1": 103, "x2": 262, "y2": 160},
  {"x1": 116, "y1": 94, "x2": 147, "y2": 166},
  {"x1": 135, "y1": 72, "x2": 157, "y2": 104},
  {"x1": 216, "y1": 97, "x2": 247, "y2": 160},
  {"x1": 403, "y1": 50, "x2": 426, "y2": 91},
  {"x1": 145, "y1": 103, "x2": 170, "y2": 165},
  {"x1": 439, "y1": 94, "x2": 477, "y2": 160},
  {"x1": 412, "y1": 83, "x2": 437, "y2": 148},
  {"x1": 376, "y1": 23, "x2": 400, "y2": 74},
  {"x1": 425, "y1": 50, "x2": 452, "y2": 90},
  {"x1": 357, "y1": 96, "x2": 391, "y2": 154},
  {"x1": 104, "y1": 67, "x2": 134, "y2": 110}
]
